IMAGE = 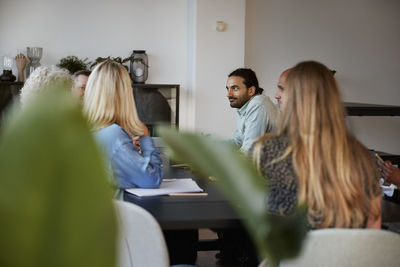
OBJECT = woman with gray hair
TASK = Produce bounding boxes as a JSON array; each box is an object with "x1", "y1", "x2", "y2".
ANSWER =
[{"x1": 20, "y1": 66, "x2": 74, "y2": 107}]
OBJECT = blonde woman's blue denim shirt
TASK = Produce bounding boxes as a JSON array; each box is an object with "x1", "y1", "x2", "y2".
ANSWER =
[{"x1": 95, "y1": 124, "x2": 163, "y2": 189}]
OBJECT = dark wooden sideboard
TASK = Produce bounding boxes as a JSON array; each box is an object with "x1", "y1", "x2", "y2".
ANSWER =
[
  {"x1": 132, "y1": 83, "x2": 179, "y2": 136},
  {"x1": 0, "y1": 82, "x2": 181, "y2": 132},
  {"x1": 0, "y1": 81, "x2": 24, "y2": 123},
  {"x1": 344, "y1": 102, "x2": 400, "y2": 116}
]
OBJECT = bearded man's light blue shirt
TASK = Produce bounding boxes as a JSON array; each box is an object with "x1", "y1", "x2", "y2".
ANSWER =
[{"x1": 233, "y1": 94, "x2": 278, "y2": 152}]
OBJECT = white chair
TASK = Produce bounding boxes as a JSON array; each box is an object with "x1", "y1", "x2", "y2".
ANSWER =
[
  {"x1": 259, "y1": 228, "x2": 400, "y2": 267},
  {"x1": 114, "y1": 200, "x2": 196, "y2": 267},
  {"x1": 114, "y1": 200, "x2": 170, "y2": 267}
]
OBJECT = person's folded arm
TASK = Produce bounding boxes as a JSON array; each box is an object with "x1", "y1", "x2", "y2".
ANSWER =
[
  {"x1": 113, "y1": 136, "x2": 163, "y2": 189},
  {"x1": 382, "y1": 161, "x2": 400, "y2": 187}
]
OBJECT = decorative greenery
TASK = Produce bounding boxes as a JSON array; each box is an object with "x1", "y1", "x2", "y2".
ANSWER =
[
  {"x1": 125, "y1": 55, "x2": 149, "y2": 67},
  {"x1": 0, "y1": 87, "x2": 116, "y2": 267},
  {"x1": 57, "y1": 55, "x2": 91, "y2": 74},
  {"x1": 90, "y1": 56, "x2": 129, "y2": 69},
  {"x1": 90, "y1": 55, "x2": 148, "y2": 69},
  {"x1": 158, "y1": 126, "x2": 308, "y2": 267},
  {"x1": 57, "y1": 54, "x2": 149, "y2": 73}
]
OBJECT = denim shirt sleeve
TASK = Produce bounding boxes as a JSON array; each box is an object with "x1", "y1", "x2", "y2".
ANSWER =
[
  {"x1": 95, "y1": 125, "x2": 163, "y2": 189},
  {"x1": 112, "y1": 136, "x2": 163, "y2": 189}
]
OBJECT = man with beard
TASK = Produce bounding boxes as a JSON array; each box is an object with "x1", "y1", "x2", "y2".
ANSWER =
[
  {"x1": 216, "y1": 68, "x2": 277, "y2": 265},
  {"x1": 226, "y1": 68, "x2": 277, "y2": 152}
]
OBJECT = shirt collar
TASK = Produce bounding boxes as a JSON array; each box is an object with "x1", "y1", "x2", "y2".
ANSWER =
[{"x1": 237, "y1": 95, "x2": 256, "y2": 116}]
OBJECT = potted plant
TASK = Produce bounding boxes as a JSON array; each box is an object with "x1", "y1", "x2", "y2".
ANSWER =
[
  {"x1": 57, "y1": 55, "x2": 91, "y2": 74},
  {"x1": 0, "y1": 87, "x2": 116, "y2": 267},
  {"x1": 89, "y1": 55, "x2": 148, "y2": 73},
  {"x1": 89, "y1": 56, "x2": 129, "y2": 70}
]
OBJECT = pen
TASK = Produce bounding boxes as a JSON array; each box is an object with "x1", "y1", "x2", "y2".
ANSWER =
[
  {"x1": 168, "y1": 192, "x2": 208, "y2": 197},
  {"x1": 163, "y1": 179, "x2": 177, "y2": 182},
  {"x1": 375, "y1": 153, "x2": 385, "y2": 164}
]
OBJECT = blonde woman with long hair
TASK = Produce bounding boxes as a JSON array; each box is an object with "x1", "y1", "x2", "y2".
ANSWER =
[
  {"x1": 84, "y1": 60, "x2": 162, "y2": 189},
  {"x1": 252, "y1": 61, "x2": 381, "y2": 229}
]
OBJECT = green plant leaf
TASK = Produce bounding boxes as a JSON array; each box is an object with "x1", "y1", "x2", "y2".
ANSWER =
[
  {"x1": 0, "y1": 87, "x2": 116, "y2": 267},
  {"x1": 90, "y1": 56, "x2": 130, "y2": 70},
  {"x1": 57, "y1": 55, "x2": 91, "y2": 74},
  {"x1": 158, "y1": 126, "x2": 307, "y2": 265}
]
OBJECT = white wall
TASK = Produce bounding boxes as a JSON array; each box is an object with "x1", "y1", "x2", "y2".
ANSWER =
[
  {"x1": 245, "y1": 0, "x2": 400, "y2": 154},
  {"x1": 0, "y1": 0, "x2": 188, "y2": 84},
  {"x1": 4, "y1": 0, "x2": 396, "y2": 151},
  {"x1": 0, "y1": 0, "x2": 193, "y2": 128},
  {"x1": 0, "y1": 0, "x2": 246, "y2": 139},
  {"x1": 193, "y1": 0, "x2": 245, "y2": 138}
]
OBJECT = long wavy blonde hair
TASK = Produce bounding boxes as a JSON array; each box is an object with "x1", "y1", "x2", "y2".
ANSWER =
[
  {"x1": 254, "y1": 61, "x2": 380, "y2": 228},
  {"x1": 83, "y1": 60, "x2": 144, "y2": 137}
]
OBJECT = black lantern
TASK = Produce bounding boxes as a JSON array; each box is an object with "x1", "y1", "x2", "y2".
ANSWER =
[{"x1": 130, "y1": 50, "x2": 148, "y2": 84}]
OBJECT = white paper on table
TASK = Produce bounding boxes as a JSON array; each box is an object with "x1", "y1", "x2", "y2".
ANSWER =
[
  {"x1": 125, "y1": 178, "x2": 204, "y2": 197},
  {"x1": 380, "y1": 178, "x2": 396, "y2": 197}
]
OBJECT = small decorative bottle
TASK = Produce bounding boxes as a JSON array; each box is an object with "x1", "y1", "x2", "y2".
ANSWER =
[
  {"x1": 0, "y1": 54, "x2": 16, "y2": 82},
  {"x1": 130, "y1": 50, "x2": 148, "y2": 83}
]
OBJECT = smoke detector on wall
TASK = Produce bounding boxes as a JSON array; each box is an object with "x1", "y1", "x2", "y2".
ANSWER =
[{"x1": 216, "y1": 21, "x2": 227, "y2": 32}]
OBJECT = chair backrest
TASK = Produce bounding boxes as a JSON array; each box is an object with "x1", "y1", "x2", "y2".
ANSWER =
[
  {"x1": 278, "y1": 228, "x2": 400, "y2": 267},
  {"x1": 113, "y1": 200, "x2": 170, "y2": 267}
]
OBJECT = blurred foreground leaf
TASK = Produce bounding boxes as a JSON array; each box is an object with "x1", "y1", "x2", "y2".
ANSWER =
[
  {"x1": 159, "y1": 126, "x2": 307, "y2": 266},
  {"x1": 0, "y1": 88, "x2": 116, "y2": 267}
]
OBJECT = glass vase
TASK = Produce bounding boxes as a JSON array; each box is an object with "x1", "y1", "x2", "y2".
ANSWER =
[{"x1": 26, "y1": 47, "x2": 43, "y2": 78}]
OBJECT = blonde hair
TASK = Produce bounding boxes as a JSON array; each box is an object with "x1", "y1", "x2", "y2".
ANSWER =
[
  {"x1": 83, "y1": 60, "x2": 144, "y2": 137},
  {"x1": 20, "y1": 66, "x2": 73, "y2": 107},
  {"x1": 254, "y1": 61, "x2": 380, "y2": 228}
]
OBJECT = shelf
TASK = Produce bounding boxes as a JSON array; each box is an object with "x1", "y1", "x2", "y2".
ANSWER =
[
  {"x1": 344, "y1": 102, "x2": 399, "y2": 163},
  {"x1": 344, "y1": 102, "x2": 400, "y2": 116},
  {"x1": 132, "y1": 83, "x2": 180, "y2": 89}
]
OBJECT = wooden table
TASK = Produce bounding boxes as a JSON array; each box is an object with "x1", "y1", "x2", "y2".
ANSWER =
[{"x1": 123, "y1": 167, "x2": 242, "y2": 231}]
